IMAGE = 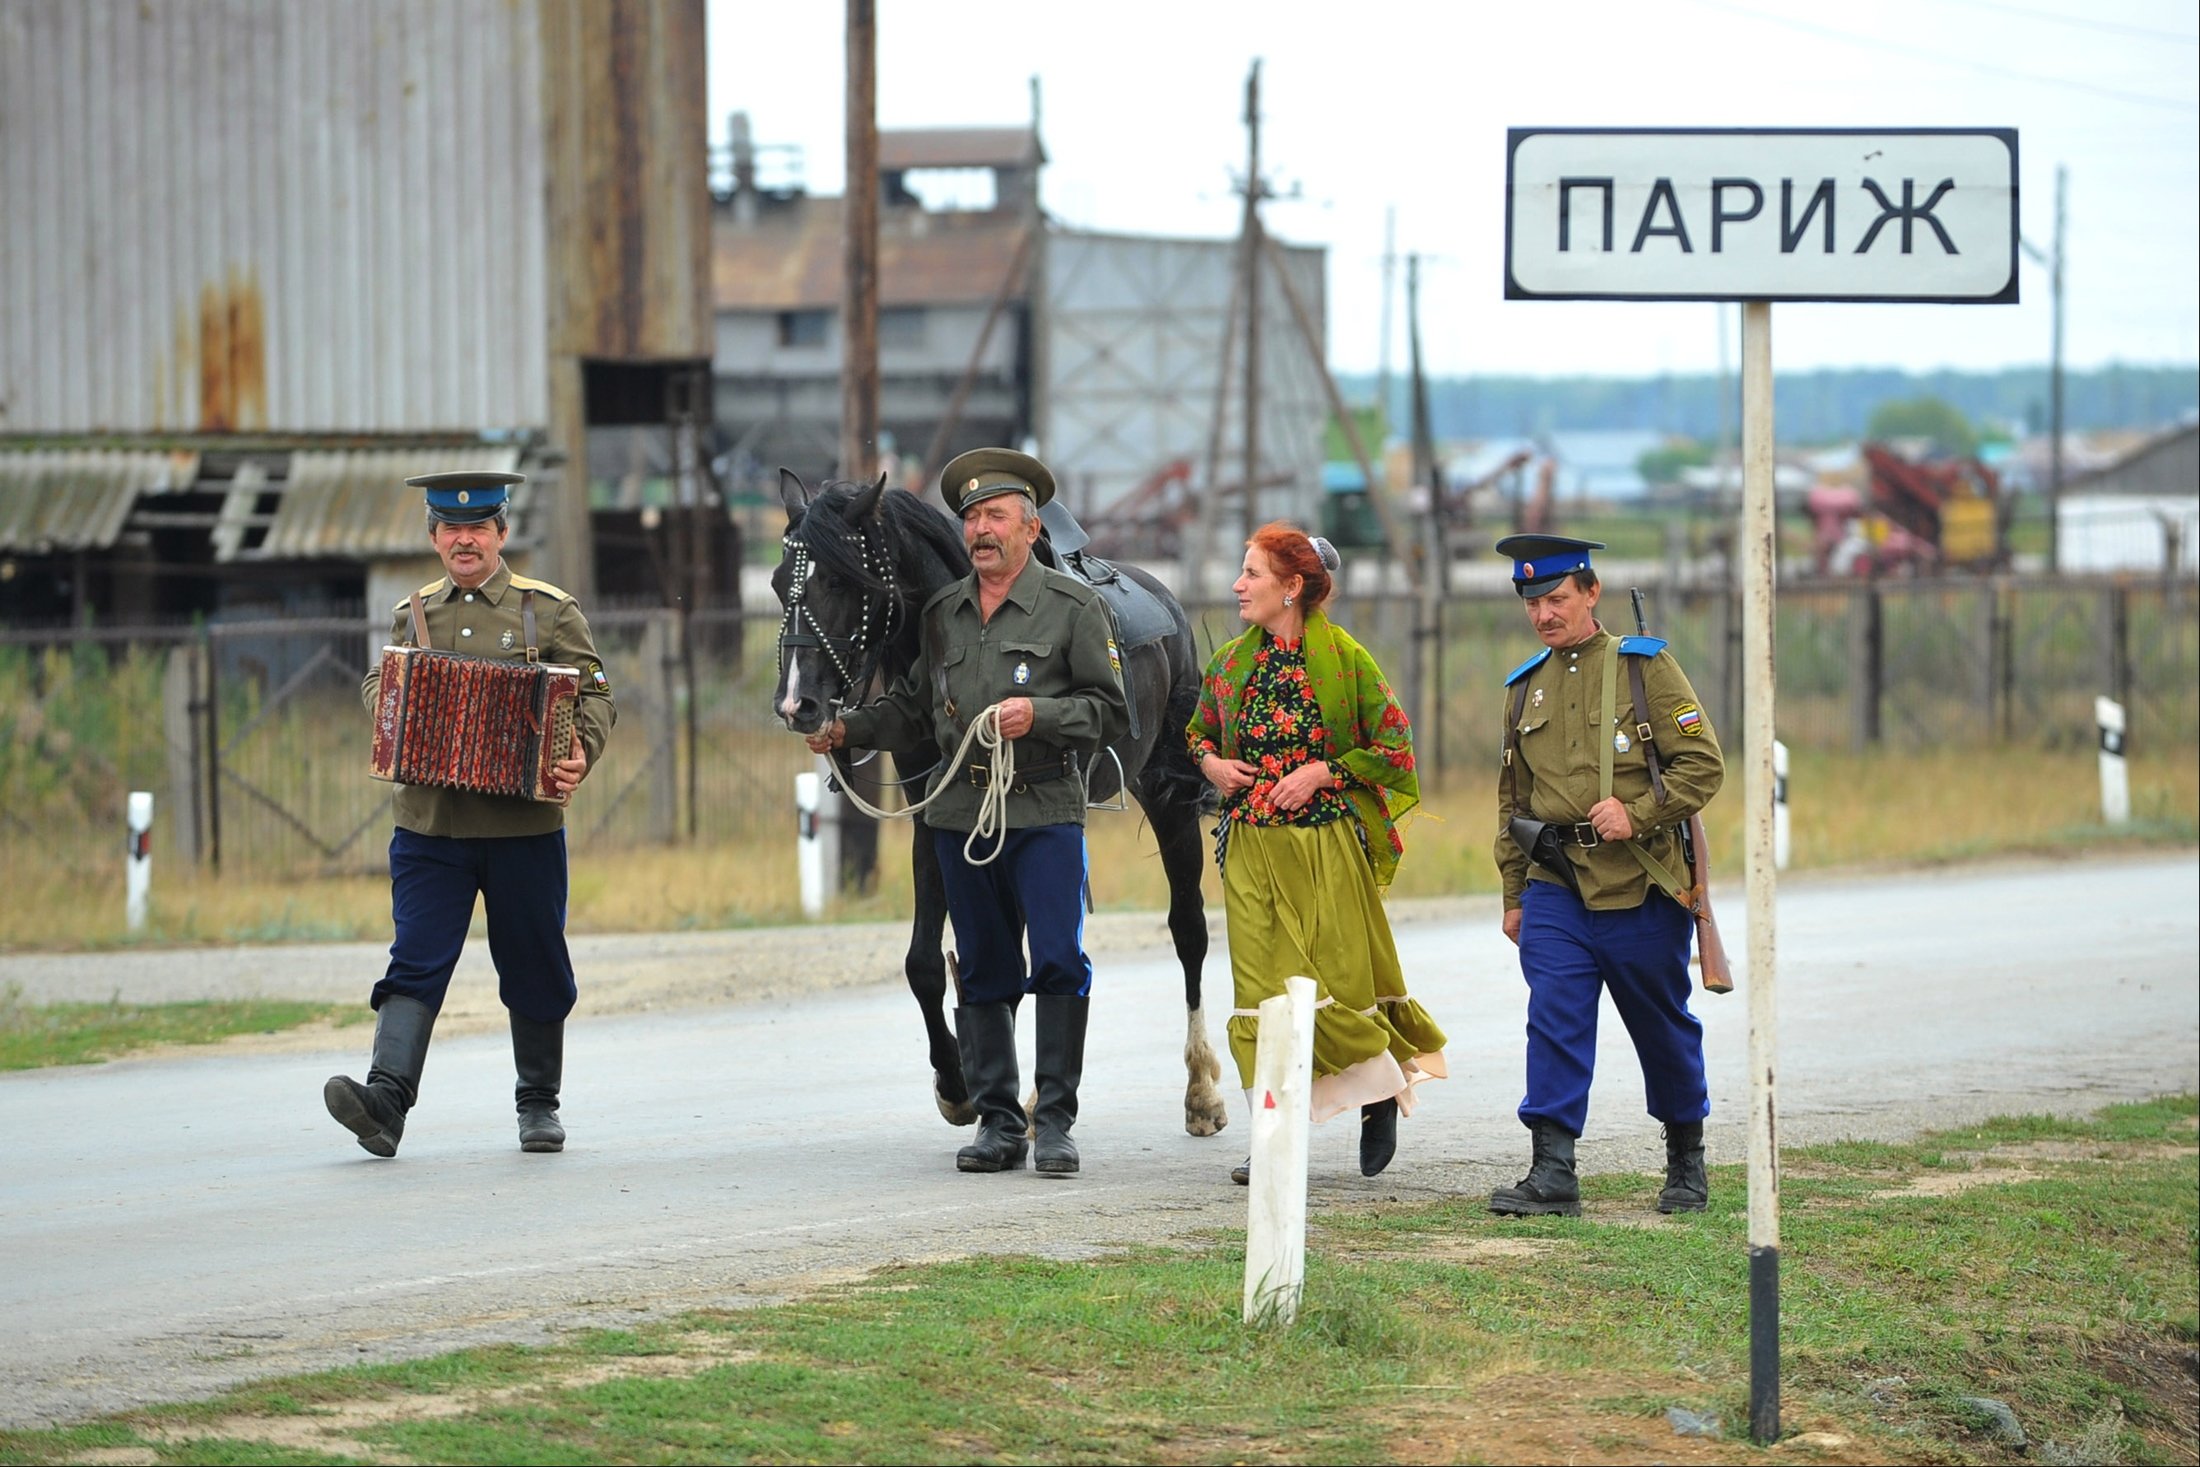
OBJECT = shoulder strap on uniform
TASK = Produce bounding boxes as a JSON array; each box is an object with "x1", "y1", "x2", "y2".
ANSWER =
[
  {"x1": 1617, "y1": 635, "x2": 1667, "y2": 658},
  {"x1": 408, "y1": 592, "x2": 430, "y2": 649},
  {"x1": 521, "y1": 588, "x2": 539, "y2": 663},
  {"x1": 1504, "y1": 647, "x2": 1552, "y2": 686},
  {"x1": 1625, "y1": 653, "x2": 1667, "y2": 805},
  {"x1": 505, "y1": 573, "x2": 569, "y2": 601}
]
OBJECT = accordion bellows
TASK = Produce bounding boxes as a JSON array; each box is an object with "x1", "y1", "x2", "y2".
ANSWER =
[{"x1": 369, "y1": 646, "x2": 580, "y2": 803}]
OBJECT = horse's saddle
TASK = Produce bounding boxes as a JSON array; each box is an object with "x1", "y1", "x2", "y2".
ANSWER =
[
  {"x1": 1034, "y1": 497, "x2": 1175, "y2": 749},
  {"x1": 1036, "y1": 499, "x2": 1175, "y2": 650}
]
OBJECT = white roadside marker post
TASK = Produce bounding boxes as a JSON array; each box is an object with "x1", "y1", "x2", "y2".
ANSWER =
[
  {"x1": 1773, "y1": 739, "x2": 1791, "y2": 872},
  {"x1": 794, "y1": 764, "x2": 841, "y2": 918},
  {"x1": 125, "y1": 790, "x2": 154, "y2": 932},
  {"x1": 2095, "y1": 696, "x2": 2129, "y2": 825},
  {"x1": 1243, "y1": 974, "x2": 1316, "y2": 1327}
]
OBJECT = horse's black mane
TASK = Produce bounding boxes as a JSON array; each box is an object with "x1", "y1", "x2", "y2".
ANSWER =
[{"x1": 796, "y1": 481, "x2": 969, "y2": 594}]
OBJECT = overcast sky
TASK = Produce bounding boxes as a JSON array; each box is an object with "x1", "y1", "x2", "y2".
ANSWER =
[{"x1": 706, "y1": 0, "x2": 2198, "y2": 379}]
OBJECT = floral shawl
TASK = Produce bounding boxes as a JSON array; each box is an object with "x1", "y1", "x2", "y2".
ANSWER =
[{"x1": 1186, "y1": 609, "x2": 1419, "y2": 887}]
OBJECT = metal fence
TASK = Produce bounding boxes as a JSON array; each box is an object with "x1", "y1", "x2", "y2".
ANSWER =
[{"x1": 3, "y1": 573, "x2": 2192, "y2": 882}]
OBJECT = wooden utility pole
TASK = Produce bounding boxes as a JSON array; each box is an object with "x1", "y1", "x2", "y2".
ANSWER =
[
  {"x1": 1238, "y1": 59, "x2": 1264, "y2": 547},
  {"x1": 840, "y1": 0, "x2": 880, "y2": 483},
  {"x1": 1377, "y1": 206, "x2": 1396, "y2": 428},
  {"x1": 838, "y1": 0, "x2": 880, "y2": 891},
  {"x1": 2047, "y1": 164, "x2": 2066, "y2": 573}
]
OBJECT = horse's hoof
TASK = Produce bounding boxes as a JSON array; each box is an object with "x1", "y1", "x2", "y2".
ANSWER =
[
  {"x1": 934, "y1": 1076, "x2": 978, "y2": 1127},
  {"x1": 1184, "y1": 1099, "x2": 1230, "y2": 1137}
]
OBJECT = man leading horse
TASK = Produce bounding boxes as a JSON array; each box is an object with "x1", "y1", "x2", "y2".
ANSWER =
[{"x1": 804, "y1": 448, "x2": 1127, "y2": 1178}]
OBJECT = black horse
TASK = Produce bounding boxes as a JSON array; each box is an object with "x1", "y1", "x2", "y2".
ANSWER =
[{"x1": 769, "y1": 471, "x2": 1229, "y2": 1137}]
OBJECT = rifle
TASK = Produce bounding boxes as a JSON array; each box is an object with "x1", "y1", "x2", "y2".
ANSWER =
[{"x1": 1630, "y1": 588, "x2": 1735, "y2": 994}]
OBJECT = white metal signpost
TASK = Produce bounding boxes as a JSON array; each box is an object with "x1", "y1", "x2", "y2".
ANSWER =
[{"x1": 1505, "y1": 127, "x2": 2019, "y2": 1445}]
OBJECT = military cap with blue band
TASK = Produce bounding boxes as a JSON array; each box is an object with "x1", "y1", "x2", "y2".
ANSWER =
[
  {"x1": 409, "y1": 469, "x2": 523, "y2": 525},
  {"x1": 1492, "y1": 532, "x2": 1605, "y2": 596},
  {"x1": 938, "y1": 446, "x2": 1056, "y2": 516}
]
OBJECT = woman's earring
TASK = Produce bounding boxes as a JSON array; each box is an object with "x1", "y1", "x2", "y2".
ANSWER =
[{"x1": 1283, "y1": 594, "x2": 1294, "y2": 607}]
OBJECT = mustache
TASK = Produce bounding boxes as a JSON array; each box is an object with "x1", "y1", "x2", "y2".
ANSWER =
[{"x1": 971, "y1": 536, "x2": 1004, "y2": 552}]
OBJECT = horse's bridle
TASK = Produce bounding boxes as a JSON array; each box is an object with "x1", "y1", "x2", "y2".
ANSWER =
[{"x1": 776, "y1": 524, "x2": 903, "y2": 718}]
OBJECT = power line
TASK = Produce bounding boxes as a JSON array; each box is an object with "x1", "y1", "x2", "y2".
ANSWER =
[{"x1": 1684, "y1": 0, "x2": 2199, "y2": 113}]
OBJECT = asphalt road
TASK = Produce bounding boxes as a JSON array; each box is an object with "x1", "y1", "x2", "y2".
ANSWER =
[{"x1": 2, "y1": 854, "x2": 2193, "y2": 1428}]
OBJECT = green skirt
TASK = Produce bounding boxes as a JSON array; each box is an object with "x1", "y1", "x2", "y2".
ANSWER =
[{"x1": 1222, "y1": 819, "x2": 1448, "y2": 1121}]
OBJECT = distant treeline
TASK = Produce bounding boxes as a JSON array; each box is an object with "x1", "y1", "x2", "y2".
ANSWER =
[{"x1": 1341, "y1": 364, "x2": 2200, "y2": 444}]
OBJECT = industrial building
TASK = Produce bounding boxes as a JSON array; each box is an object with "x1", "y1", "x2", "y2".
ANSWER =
[
  {"x1": 708, "y1": 114, "x2": 1333, "y2": 559},
  {"x1": 0, "y1": 0, "x2": 716, "y2": 625}
]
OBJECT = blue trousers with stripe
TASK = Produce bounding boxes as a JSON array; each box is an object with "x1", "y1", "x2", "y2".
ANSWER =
[
  {"x1": 372, "y1": 827, "x2": 578, "y2": 1023},
  {"x1": 933, "y1": 824, "x2": 1092, "y2": 1005},
  {"x1": 1516, "y1": 879, "x2": 1707, "y2": 1137}
]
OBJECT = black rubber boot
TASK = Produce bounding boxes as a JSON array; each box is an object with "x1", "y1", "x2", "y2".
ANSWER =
[
  {"x1": 1359, "y1": 1096, "x2": 1400, "y2": 1177},
  {"x1": 1032, "y1": 995, "x2": 1088, "y2": 1177},
  {"x1": 1489, "y1": 1119, "x2": 1582, "y2": 1217},
  {"x1": 954, "y1": 1004, "x2": 1028, "y2": 1173},
  {"x1": 512, "y1": 1014, "x2": 566, "y2": 1154},
  {"x1": 1657, "y1": 1120, "x2": 1708, "y2": 1213},
  {"x1": 323, "y1": 997, "x2": 435, "y2": 1158}
]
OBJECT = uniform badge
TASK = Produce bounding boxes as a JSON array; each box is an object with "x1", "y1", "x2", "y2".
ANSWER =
[
  {"x1": 500, "y1": 629, "x2": 516, "y2": 651},
  {"x1": 1107, "y1": 638, "x2": 1121, "y2": 676},
  {"x1": 1531, "y1": 687, "x2": 1545, "y2": 709},
  {"x1": 1013, "y1": 660, "x2": 1031, "y2": 685},
  {"x1": 1673, "y1": 703, "x2": 1704, "y2": 737},
  {"x1": 588, "y1": 660, "x2": 610, "y2": 693},
  {"x1": 1614, "y1": 730, "x2": 1631, "y2": 754}
]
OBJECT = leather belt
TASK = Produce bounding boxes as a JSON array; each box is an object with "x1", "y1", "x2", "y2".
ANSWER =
[
  {"x1": 966, "y1": 754, "x2": 1075, "y2": 791},
  {"x1": 1547, "y1": 821, "x2": 1668, "y2": 847}
]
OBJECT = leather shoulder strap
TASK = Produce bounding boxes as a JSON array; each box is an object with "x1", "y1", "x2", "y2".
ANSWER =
[
  {"x1": 1627, "y1": 654, "x2": 1668, "y2": 805},
  {"x1": 408, "y1": 592, "x2": 430, "y2": 649},
  {"x1": 521, "y1": 589, "x2": 539, "y2": 663},
  {"x1": 1502, "y1": 677, "x2": 1531, "y2": 817}
]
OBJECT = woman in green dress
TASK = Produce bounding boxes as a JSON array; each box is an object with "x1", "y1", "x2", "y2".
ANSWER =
[{"x1": 1187, "y1": 523, "x2": 1448, "y2": 1183}]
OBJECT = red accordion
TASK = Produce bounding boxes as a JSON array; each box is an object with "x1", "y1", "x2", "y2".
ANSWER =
[{"x1": 368, "y1": 646, "x2": 580, "y2": 803}]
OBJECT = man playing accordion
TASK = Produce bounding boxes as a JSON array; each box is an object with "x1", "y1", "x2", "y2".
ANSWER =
[{"x1": 323, "y1": 469, "x2": 616, "y2": 1160}]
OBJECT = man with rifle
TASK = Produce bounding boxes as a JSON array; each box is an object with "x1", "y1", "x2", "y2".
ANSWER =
[{"x1": 1487, "y1": 534, "x2": 1727, "y2": 1217}]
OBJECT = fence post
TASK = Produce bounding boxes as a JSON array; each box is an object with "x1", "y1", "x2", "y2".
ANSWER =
[
  {"x1": 642, "y1": 613, "x2": 679, "y2": 843},
  {"x1": 1847, "y1": 584, "x2": 1882, "y2": 750},
  {"x1": 161, "y1": 642, "x2": 210, "y2": 865},
  {"x1": 204, "y1": 627, "x2": 222, "y2": 875}
]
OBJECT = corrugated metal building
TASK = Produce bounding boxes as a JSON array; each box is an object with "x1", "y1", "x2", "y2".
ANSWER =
[{"x1": 0, "y1": 0, "x2": 712, "y2": 623}]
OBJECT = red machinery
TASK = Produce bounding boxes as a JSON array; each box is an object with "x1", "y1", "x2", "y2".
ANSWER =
[{"x1": 1808, "y1": 445, "x2": 2007, "y2": 576}]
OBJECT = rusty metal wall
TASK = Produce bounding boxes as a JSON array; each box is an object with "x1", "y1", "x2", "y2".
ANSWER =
[{"x1": 0, "y1": 0, "x2": 550, "y2": 437}]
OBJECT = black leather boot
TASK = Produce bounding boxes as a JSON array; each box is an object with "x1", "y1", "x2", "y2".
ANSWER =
[
  {"x1": 323, "y1": 996, "x2": 435, "y2": 1158},
  {"x1": 954, "y1": 1004, "x2": 1028, "y2": 1173},
  {"x1": 1489, "y1": 1119, "x2": 1582, "y2": 1217},
  {"x1": 1359, "y1": 1097, "x2": 1400, "y2": 1177},
  {"x1": 1032, "y1": 995, "x2": 1088, "y2": 1176},
  {"x1": 512, "y1": 1013, "x2": 566, "y2": 1154},
  {"x1": 1657, "y1": 1120, "x2": 1708, "y2": 1213}
]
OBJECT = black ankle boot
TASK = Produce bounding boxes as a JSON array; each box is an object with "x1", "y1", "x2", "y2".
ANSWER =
[
  {"x1": 324, "y1": 996, "x2": 435, "y2": 1158},
  {"x1": 511, "y1": 1013, "x2": 566, "y2": 1153},
  {"x1": 1658, "y1": 1120, "x2": 1708, "y2": 1213},
  {"x1": 954, "y1": 1004, "x2": 1028, "y2": 1173},
  {"x1": 1489, "y1": 1119, "x2": 1581, "y2": 1217},
  {"x1": 1032, "y1": 995, "x2": 1088, "y2": 1177},
  {"x1": 1359, "y1": 1096, "x2": 1400, "y2": 1177}
]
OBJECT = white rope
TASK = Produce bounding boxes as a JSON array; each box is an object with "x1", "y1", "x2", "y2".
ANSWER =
[{"x1": 825, "y1": 703, "x2": 1018, "y2": 866}]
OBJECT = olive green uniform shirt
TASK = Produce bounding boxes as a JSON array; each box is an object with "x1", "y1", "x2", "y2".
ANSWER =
[
  {"x1": 360, "y1": 560, "x2": 617, "y2": 839},
  {"x1": 1495, "y1": 625, "x2": 1723, "y2": 911},
  {"x1": 840, "y1": 555, "x2": 1128, "y2": 833}
]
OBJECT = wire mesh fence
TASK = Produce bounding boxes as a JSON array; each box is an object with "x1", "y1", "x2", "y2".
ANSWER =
[{"x1": 3, "y1": 573, "x2": 2191, "y2": 884}]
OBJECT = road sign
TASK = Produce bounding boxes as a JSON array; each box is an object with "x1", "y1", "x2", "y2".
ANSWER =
[{"x1": 1505, "y1": 128, "x2": 2019, "y2": 303}]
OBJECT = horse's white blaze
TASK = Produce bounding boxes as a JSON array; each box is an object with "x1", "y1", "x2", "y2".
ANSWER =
[{"x1": 777, "y1": 658, "x2": 804, "y2": 722}]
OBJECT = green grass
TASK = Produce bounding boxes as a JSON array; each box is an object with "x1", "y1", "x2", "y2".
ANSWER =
[
  {"x1": 0, "y1": 986, "x2": 353, "y2": 1070},
  {"x1": 2, "y1": 1097, "x2": 2191, "y2": 1465}
]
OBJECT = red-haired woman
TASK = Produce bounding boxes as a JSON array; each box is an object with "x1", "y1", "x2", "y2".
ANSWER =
[{"x1": 1186, "y1": 523, "x2": 1447, "y2": 1183}]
